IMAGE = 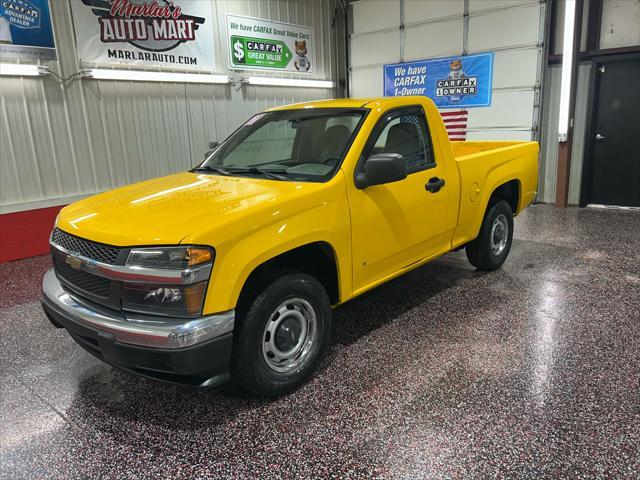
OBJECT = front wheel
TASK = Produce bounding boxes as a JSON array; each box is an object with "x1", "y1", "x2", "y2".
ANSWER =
[
  {"x1": 466, "y1": 199, "x2": 514, "y2": 271},
  {"x1": 231, "y1": 272, "x2": 331, "y2": 397}
]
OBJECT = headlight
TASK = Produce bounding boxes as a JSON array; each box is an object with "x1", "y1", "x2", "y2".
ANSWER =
[
  {"x1": 122, "y1": 282, "x2": 208, "y2": 318},
  {"x1": 126, "y1": 246, "x2": 213, "y2": 269},
  {"x1": 122, "y1": 246, "x2": 213, "y2": 318}
]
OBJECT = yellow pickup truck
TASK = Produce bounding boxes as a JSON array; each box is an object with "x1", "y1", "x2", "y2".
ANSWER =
[{"x1": 42, "y1": 96, "x2": 538, "y2": 396}]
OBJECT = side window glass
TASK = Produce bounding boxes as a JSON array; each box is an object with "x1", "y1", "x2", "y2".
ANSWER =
[{"x1": 368, "y1": 110, "x2": 434, "y2": 174}]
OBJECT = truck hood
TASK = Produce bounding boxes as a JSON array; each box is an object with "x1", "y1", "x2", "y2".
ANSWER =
[{"x1": 57, "y1": 172, "x2": 325, "y2": 246}]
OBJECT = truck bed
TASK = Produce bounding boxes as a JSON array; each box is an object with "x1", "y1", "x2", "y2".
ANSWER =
[
  {"x1": 450, "y1": 140, "x2": 539, "y2": 249},
  {"x1": 451, "y1": 141, "x2": 530, "y2": 159}
]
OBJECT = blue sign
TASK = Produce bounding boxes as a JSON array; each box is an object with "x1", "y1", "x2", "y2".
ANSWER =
[
  {"x1": 384, "y1": 52, "x2": 494, "y2": 108},
  {"x1": 0, "y1": 0, "x2": 55, "y2": 60}
]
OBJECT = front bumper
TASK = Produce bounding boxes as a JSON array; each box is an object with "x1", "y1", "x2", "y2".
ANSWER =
[{"x1": 41, "y1": 269, "x2": 235, "y2": 387}]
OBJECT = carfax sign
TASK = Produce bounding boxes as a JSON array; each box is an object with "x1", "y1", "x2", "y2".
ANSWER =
[
  {"x1": 384, "y1": 52, "x2": 494, "y2": 108},
  {"x1": 227, "y1": 14, "x2": 314, "y2": 73},
  {"x1": 0, "y1": 0, "x2": 55, "y2": 60}
]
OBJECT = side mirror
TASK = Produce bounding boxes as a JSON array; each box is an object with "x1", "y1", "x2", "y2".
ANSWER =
[
  {"x1": 204, "y1": 141, "x2": 219, "y2": 159},
  {"x1": 355, "y1": 153, "x2": 407, "y2": 189}
]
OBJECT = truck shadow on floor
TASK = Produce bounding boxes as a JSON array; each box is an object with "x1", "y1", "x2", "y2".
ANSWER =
[
  {"x1": 329, "y1": 252, "x2": 487, "y2": 347},
  {"x1": 67, "y1": 253, "x2": 489, "y2": 433}
]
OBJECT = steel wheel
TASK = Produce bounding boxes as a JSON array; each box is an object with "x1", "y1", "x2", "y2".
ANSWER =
[
  {"x1": 262, "y1": 298, "x2": 318, "y2": 374},
  {"x1": 489, "y1": 213, "x2": 509, "y2": 256}
]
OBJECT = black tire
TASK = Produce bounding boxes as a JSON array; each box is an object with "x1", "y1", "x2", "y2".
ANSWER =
[
  {"x1": 466, "y1": 199, "x2": 514, "y2": 271},
  {"x1": 231, "y1": 272, "x2": 332, "y2": 397}
]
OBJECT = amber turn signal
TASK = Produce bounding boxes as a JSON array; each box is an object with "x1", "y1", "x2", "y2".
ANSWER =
[{"x1": 186, "y1": 247, "x2": 213, "y2": 266}]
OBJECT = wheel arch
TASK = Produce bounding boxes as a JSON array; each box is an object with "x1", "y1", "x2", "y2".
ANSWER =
[
  {"x1": 235, "y1": 241, "x2": 341, "y2": 314},
  {"x1": 488, "y1": 178, "x2": 521, "y2": 214}
]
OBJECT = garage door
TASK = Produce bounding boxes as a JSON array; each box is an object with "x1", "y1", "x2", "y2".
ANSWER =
[{"x1": 349, "y1": 0, "x2": 546, "y2": 141}]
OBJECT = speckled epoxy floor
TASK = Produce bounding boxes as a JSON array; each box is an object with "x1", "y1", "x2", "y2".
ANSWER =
[{"x1": 1, "y1": 204, "x2": 639, "y2": 479}]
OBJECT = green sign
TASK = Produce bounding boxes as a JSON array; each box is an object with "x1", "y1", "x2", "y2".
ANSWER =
[
  {"x1": 231, "y1": 35, "x2": 292, "y2": 69},
  {"x1": 226, "y1": 14, "x2": 314, "y2": 73}
]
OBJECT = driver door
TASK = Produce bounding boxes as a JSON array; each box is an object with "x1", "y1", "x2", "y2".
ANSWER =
[{"x1": 347, "y1": 106, "x2": 451, "y2": 292}]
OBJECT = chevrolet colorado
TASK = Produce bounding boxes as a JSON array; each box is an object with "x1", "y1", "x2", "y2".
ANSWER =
[{"x1": 42, "y1": 96, "x2": 538, "y2": 396}]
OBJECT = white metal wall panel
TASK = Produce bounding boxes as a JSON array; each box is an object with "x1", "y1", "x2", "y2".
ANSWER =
[
  {"x1": 469, "y1": 0, "x2": 538, "y2": 12},
  {"x1": 349, "y1": 66, "x2": 383, "y2": 97},
  {"x1": 404, "y1": 19, "x2": 464, "y2": 60},
  {"x1": 491, "y1": 48, "x2": 539, "y2": 89},
  {"x1": 351, "y1": 31, "x2": 401, "y2": 68},
  {"x1": 467, "y1": 130, "x2": 533, "y2": 141},
  {"x1": 404, "y1": 0, "x2": 464, "y2": 22},
  {"x1": 468, "y1": 4, "x2": 541, "y2": 51},
  {"x1": 352, "y1": 0, "x2": 400, "y2": 34},
  {"x1": 0, "y1": 0, "x2": 337, "y2": 212},
  {"x1": 600, "y1": 0, "x2": 640, "y2": 49},
  {"x1": 467, "y1": 90, "x2": 535, "y2": 128}
]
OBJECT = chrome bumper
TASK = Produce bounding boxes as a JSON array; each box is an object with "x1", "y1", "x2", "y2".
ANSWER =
[{"x1": 42, "y1": 269, "x2": 234, "y2": 349}]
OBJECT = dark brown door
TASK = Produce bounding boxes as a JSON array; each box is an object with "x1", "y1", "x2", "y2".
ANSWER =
[{"x1": 585, "y1": 57, "x2": 640, "y2": 207}]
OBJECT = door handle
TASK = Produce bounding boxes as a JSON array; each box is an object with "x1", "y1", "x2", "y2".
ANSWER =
[
  {"x1": 595, "y1": 133, "x2": 605, "y2": 141},
  {"x1": 425, "y1": 177, "x2": 445, "y2": 193}
]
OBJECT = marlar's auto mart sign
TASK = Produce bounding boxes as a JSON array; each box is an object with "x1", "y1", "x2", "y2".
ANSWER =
[{"x1": 71, "y1": 0, "x2": 214, "y2": 70}]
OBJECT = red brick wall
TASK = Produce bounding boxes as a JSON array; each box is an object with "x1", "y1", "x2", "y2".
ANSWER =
[{"x1": 0, "y1": 206, "x2": 65, "y2": 263}]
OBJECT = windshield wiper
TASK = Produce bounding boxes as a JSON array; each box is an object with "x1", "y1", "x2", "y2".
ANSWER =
[
  {"x1": 193, "y1": 165, "x2": 233, "y2": 176},
  {"x1": 194, "y1": 165, "x2": 288, "y2": 181},
  {"x1": 225, "y1": 166, "x2": 289, "y2": 181}
]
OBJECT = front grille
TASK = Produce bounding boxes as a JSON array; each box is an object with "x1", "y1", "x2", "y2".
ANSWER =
[
  {"x1": 52, "y1": 228, "x2": 120, "y2": 265},
  {"x1": 54, "y1": 258, "x2": 112, "y2": 298}
]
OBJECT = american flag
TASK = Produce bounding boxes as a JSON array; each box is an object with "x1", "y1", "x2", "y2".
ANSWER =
[{"x1": 440, "y1": 109, "x2": 468, "y2": 141}]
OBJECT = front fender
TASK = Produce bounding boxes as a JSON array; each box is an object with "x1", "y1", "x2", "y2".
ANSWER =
[{"x1": 195, "y1": 181, "x2": 352, "y2": 314}]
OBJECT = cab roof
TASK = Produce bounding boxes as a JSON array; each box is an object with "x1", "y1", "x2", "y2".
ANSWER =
[
  {"x1": 268, "y1": 96, "x2": 431, "y2": 111},
  {"x1": 268, "y1": 98, "x2": 377, "y2": 110}
]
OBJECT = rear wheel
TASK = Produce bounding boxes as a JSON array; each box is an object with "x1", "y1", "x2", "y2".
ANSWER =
[
  {"x1": 232, "y1": 272, "x2": 331, "y2": 397},
  {"x1": 466, "y1": 199, "x2": 514, "y2": 271}
]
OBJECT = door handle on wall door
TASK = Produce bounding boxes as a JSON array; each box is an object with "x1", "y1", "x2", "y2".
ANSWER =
[
  {"x1": 595, "y1": 133, "x2": 605, "y2": 141},
  {"x1": 425, "y1": 177, "x2": 445, "y2": 193}
]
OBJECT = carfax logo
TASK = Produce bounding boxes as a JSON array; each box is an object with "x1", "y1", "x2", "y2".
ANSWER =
[
  {"x1": 230, "y1": 34, "x2": 294, "y2": 70},
  {"x1": 435, "y1": 59, "x2": 478, "y2": 103},
  {"x1": 0, "y1": 0, "x2": 40, "y2": 28},
  {"x1": 233, "y1": 37, "x2": 284, "y2": 64},
  {"x1": 82, "y1": 0, "x2": 205, "y2": 52}
]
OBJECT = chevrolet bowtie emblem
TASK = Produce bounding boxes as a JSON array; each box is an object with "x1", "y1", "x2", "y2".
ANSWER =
[{"x1": 66, "y1": 255, "x2": 82, "y2": 270}]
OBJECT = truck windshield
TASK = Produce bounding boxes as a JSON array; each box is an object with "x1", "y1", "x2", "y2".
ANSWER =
[{"x1": 196, "y1": 108, "x2": 367, "y2": 182}]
